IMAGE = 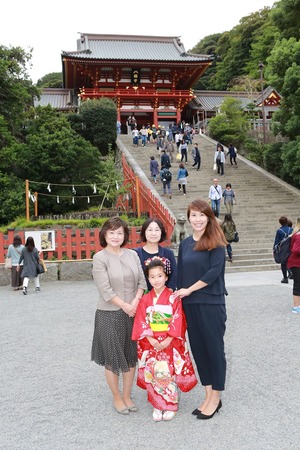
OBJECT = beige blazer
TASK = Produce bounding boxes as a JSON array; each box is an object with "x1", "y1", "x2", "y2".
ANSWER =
[{"x1": 92, "y1": 248, "x2": 147, "y2": 311}]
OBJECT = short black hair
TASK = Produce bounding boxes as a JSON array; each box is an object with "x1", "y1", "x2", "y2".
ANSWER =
[{"x1": 140, "y1": 218, "x2": 167, "y2": 243}]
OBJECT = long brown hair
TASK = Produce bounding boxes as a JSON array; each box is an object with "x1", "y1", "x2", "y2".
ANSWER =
[{"x1": 187, "y1": 199, "x2": 227, "y2": 251}]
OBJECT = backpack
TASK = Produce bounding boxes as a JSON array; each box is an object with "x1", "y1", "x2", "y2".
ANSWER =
[
  {"x1": 163, "y1": 169, "x2": 172, "y2": 182},
  {"x1": 273, "y1": 235, "x2": 292, "y2": 264}
]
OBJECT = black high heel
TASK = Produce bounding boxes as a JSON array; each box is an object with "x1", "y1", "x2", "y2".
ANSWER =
[
  {"x1": 196, "y1": 400, "x2": 222, "y2": 420},
  {"x1": 192, "y1": 408, "x2": 202, "y2": 416}
]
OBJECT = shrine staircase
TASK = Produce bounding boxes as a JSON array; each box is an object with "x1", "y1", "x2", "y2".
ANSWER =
[{"x1": 118, "y1": 133, "x2": 300, "y2": 273}]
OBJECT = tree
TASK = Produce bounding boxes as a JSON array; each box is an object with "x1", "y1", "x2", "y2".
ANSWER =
[
  {"x1": 272, "y1": 0, "x2": 300, "y2": 40},
  {"x1": 0, "y1": 45, "x2": 40, "y2": 136},
  {"x1": 10, "y1": 106, "x2": 106, "y2": 215},
  {"x1": 70, "y1": 98, "x2": 117, "y2": 155},
  {"x1": 190, "y1": 34, "x2": 222, "y2": 90},
  {"x1": 36, "y1": 72, "x2": 63, "y2": 88},
  {"x1": 208, "y1": 98, "x2": 249, "y2": 147}
]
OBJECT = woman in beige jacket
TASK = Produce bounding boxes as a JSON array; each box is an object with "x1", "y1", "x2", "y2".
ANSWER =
[{"x1": 91, "y1": 217, "x2": 147, "y2": 415}]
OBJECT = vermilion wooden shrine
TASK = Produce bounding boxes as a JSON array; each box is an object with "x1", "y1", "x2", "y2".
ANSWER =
[{"x1": 61, "y1": 33, "x2": 213, "y2": 128}]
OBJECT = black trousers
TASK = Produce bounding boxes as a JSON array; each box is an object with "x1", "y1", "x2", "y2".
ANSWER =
[{"x1": 183, "y1": 303, "x2": 227, "y2": 391}]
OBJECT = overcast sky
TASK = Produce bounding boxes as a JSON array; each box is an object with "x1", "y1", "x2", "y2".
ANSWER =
[{"x1": 1, "y1": 0, "x2": 276, "y2": 83}]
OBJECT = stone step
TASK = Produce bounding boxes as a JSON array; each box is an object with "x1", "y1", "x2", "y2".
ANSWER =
[{"x1": 118, "y1": 133, "x2": 300, "y2": 273}]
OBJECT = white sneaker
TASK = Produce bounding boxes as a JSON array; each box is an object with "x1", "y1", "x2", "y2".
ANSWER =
[
  {"x1": 153, "y1": 408, "x2": 163, "y2": 422},
  {"x1": 163, "y1": 410, "x2": 176, "y2": 421},
  {"x1": 292, "y1": 306, "x2": 300, "y2": 314}
]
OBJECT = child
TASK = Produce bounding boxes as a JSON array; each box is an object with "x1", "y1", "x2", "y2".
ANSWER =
[{"x1": 132, "y1": 257, "x2": 197, "y2": 422}]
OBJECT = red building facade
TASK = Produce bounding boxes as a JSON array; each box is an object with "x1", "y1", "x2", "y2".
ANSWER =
[{"x1": 61, "y1": 33, "x2": 213, "y2": 129}]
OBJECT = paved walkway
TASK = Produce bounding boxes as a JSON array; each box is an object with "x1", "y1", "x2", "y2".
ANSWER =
[{"x1": 1, "y1": 272, "x2": 300, "y2": 450}]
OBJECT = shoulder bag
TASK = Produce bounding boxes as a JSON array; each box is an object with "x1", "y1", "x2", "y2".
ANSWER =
[{"x1": 5, "y1": 256, "x2": 12, "y2": 269}]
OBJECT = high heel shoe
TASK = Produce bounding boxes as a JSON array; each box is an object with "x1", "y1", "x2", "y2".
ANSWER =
[
  {"x1": 197, "y1": 400, "x2": 222, "y2": 420},
  {"x1": 192, "y1": 407, "x2": 202, "y2": 416}
]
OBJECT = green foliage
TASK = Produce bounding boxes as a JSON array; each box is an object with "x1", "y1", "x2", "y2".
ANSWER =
[
  {"x1": 208, "y1": 98, "x2": 249, "y2": 146},
  {"x1": 73, "y1": 98, "x2": 117, "y2": 155},
  {"x1": 263, "y1": 142, "x2": 285, "y2": 178},
  {"x1": 0, "y1": 45, "x2": 40, "y2": 134},
  {"x1": 36, "y1": 72, "x2": 63, "y2": 88},
  {"x1": 243, "y1": 139, "x2": 267, "y2": 166},
  {"x1": 190, "y1": 34, "x2": 221, "y2": 90},
  {"x1": 272, "y1": 0, "x2": 300, "y2": 40},
  {"x1": 0, "y1": 214, "x2": 148, "y2": 233},
  {"x1": 0, "y1": 173, "x2": 24, "y2": 224},
  {"x1": 280, "y1": 139, "x2": 300, "y2": 187}
]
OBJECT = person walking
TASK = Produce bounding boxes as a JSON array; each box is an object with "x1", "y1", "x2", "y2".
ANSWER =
[
  {"x1": 91, "y1": 217, "x2": 147, "y2": 415},
  {"x1": 132, "y1": 258, "x2": 197, "y2": 422},
  {"x1": 174, "y1": 199, "x2": 228, "y2": 420},
  {"x1": 214, "y1": 144, "x2": 225, "y2": 176},
  {"x1": 192, "y1": 143, "x2": 201, "y2": 170},
  {"x1": 7, "y1": 235, "x2": 24, "y2": 291},
  {"x1": 160, "y1": 149, "x2": 171, "y2": 169},
  {"x1": 222, "y1": 183, "x2": 236, "y2": 215},
  {"x1": 274, "y1": 216, "x2": 293, "y2": 283},
  {"x1": 140, "y1": 125, "x2": 148, "y2": 147},
  {"x1": 208, "y1": 178, "x2": 222, "y2": 218},
  {"x1": 287, "y1": 218, "x2": 300, "y2": 313},
  {"x1": 177, "y1": 163, "x2": 188, "y2": 196},
  {"x1": 17, "y1": 236, "x2": 41, "y2": 295},
  {"x1": 221, "y1": 213, "x2": 238, "y2": 262},
  {"x1": 180, "y1": 141, "x2": 188, "y2": 163},
  {"x1": 149, "y1": 156, "x2": 159, "y2": 184},
  {"x1": 160, "y1": 165, "x2": 172, "y2": 199},
  {"x1": 228, "y1": 143, "x2": 238, "y2": 166}
]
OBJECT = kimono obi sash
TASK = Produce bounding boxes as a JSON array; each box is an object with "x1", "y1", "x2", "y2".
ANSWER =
[{"x1": 146, "y1": 303, "x2": 173, "y2": 332}]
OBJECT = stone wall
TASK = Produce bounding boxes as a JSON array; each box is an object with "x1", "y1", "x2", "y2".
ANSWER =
[{"x1": 0, "y1": 261, "x2": 93, "y2": 286}]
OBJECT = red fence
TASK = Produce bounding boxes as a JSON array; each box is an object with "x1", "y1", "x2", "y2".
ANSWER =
[
  {"x1": 0, "y1": 226, "x2": 147, "y2": 262},
  {"x1": 119, "y1": 153, "x2": 175, "y2": 240},
  {"x1": 0, "y1": 149, "x2": 175, "y2": 263}
]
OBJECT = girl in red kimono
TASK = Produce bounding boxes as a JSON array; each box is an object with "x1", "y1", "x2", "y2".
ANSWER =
[{"x1": 132, "y1": 257, "x2": 197, "y2": 422}]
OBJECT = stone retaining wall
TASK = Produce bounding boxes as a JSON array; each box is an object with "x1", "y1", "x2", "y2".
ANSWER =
[{"x1": 0, "y1": 261, "x2": 93, "y2": 286}]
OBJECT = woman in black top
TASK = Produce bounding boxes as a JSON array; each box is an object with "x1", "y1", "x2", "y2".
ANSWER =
[{"x1": 174, "y1": 199, "x2": 228, "y2": 420}]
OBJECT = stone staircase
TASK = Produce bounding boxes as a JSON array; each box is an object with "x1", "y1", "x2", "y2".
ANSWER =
[{"x1": 118, "y1": 134, "x2": 300, "y2": 272}]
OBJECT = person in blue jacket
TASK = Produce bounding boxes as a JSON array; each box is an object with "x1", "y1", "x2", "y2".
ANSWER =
[
  {"x1": 273, "y1": 216, "x2": 293, "y2": 283},
  {"x1": 174, "y1": 199, "x2": 228, "y2": 420},
  {"x1": 134, "y1": 218, "x2": 177, "y2": 292}
]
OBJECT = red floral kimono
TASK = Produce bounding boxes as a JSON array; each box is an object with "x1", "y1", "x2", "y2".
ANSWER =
[{"x1": 132, "y1": 287, "x2": 198, "y2": 411}]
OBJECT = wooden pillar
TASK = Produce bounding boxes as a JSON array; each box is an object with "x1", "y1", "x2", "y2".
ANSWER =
[
  {"x1": 153, "y1": 108, "x2": 158, "y2": 126},
  {"x1": 176, "y1": 109, "x2": 181, "y2": 124},
  {"x1": 25, "y1": 179, "x2": 30, "y2": 221}
]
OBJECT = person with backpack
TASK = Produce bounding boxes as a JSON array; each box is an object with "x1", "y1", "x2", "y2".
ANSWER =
[
  {"x1": 160, "y1": 165, "x2": 172, "y2": 199},
  {"x1": 273, "y1": 216, "x2": 293, "y2": 283},
  {"x1": 160, "y1": 149, "x2": 171, "y2": 169},
  {"x1": 287, "y1": 217, "x2": 300, "y2": 313}
]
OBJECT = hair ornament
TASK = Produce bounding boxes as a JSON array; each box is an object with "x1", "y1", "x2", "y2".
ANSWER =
[{"x1": 144, "y1": 256, "x2": 171, "y2": 275}]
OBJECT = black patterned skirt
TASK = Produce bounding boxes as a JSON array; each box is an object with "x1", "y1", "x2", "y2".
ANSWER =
[{"x1": 91, "y1": 309, "x2": 137, "y2": 375}]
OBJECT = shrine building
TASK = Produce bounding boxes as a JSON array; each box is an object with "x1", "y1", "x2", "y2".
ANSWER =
[{"x1": 60, "y1": 33, "x2": 214, "y2": 131}]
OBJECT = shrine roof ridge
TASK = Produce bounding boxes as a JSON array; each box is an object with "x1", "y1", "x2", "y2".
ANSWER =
[{"x1": 61, "y1": 32, "x2": 213, "y2": 63}]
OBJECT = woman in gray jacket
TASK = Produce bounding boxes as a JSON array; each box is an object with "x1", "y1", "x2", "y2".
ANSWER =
[{"x1": 91, "y1": 217, "x2": 147, "y2": 415}]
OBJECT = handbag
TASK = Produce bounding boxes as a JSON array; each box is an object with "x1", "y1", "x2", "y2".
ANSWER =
[
  {"x1": 213, "y1": 163, "x2": 217, "y2": 171},
  {"x1": 36, "y1": 261, "x2": 45, "y2": 275},
  {"x1": 233, "y1": 232, "x2": 239, "y2": 243},
  {"x1": 5, "y1": 256, "x2": 12, "y2": 269}
]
